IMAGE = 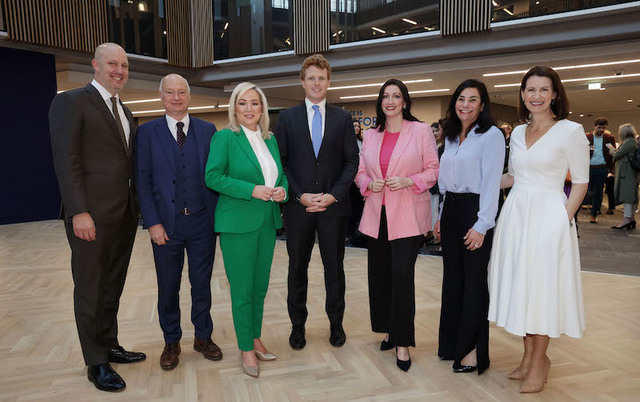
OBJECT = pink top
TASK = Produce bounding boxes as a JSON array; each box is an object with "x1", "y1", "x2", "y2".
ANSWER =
[
  {"x1": 380, "y1": 130, "x2": 400, "y2": 205},
  {"x1": 380, "y1": 131, "x2": 400, "y2": 177}
]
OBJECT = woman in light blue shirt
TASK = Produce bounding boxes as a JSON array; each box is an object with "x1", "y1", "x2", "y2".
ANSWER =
[{"x1": 434, "y1": 79, "x2": 505, "y2": 375}]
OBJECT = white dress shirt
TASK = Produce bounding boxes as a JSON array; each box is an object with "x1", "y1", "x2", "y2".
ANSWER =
[
  {"x1": 91, "y1": 79, "x2": 131, "y2": 143},
  {"x1": 242, "y1": 125, "x2": 278, "y2": 189},
  {"x1": 165, "y1": 114, "x2": 190, "y2": 142},
  {"x1": 305, "y1": 98, "x2": 326, "y2": 140}
]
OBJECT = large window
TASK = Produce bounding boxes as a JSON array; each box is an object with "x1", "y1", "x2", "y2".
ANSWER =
[
  {"x1": 213, "y1": 0, "x2": 293, "y2": 60},
  {"x1": 107, "y1": 0, "x2": 167, "y2": 59},
  {"x1": 330, "y1": 0, "x2": 439, "y2": 45},
  {"x1": 0, "y1": 0, "x2": 5, "y2": 32},
  {"x1": 492, "y1": 0, "x2": 637, "y2": 22}
]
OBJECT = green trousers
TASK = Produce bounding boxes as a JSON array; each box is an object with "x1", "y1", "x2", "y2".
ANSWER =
[{"x1": 219, "y1": 220, "x2": 276, "y2": 351}]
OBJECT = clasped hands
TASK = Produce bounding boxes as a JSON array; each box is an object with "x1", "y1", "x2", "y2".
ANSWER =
[
  {"x1": 252, "y1": 185, "x2": 286, "y2": 202},
  {"x1": 299, "y1": 193, "x2": 336, "y2": 213},
  {"x1": 368, "y1": 176, "x2": 413, "y2": 192}
]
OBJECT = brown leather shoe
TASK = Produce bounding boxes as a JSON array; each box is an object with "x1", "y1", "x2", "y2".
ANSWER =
[
  {"x1": 193, "y1": 337, "x2": 223, "y2": 361},
  {"x1": 160, "y1": 343, "x2": 181, "y2": 370}
]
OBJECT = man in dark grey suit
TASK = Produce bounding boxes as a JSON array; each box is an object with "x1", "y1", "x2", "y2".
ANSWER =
[
  {"x1": 275, "y1": 54, "x2": 359, "y2": 350},
  {"x1": 49, "y1": 42, "x2": 145, "y2": 392}
]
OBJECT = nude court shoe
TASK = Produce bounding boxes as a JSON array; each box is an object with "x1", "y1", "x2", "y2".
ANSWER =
[
  {"x1": 241, "y1": 358, "x2": 260, "y2": 378},
  {"x1": 254, "y1": 350, "x2": 277, "y2": 361}
]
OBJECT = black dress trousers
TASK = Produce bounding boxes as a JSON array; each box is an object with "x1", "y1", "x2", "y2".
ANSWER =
[
  {"x1": 368, "y1": 207, "x2": 422, "y2": 347},
  {"x1": 438, "y1": 192, "x2": 492, "y2": 374}
]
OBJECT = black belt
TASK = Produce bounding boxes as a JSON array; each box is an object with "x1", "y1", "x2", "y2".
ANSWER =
[{"x1": 179, "y1": 207, "x2": 205, "y2": 216}]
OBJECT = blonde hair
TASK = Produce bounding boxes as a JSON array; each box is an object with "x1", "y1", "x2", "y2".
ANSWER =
[
  {"x1": 618, "y1": 123, "x2": 637, "y2": 142},
  {"x1": 227, "y1": 82, "x2": 271, "y2": 139}
]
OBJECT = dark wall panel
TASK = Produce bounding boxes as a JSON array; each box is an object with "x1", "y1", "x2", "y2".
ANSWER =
[{"x1": 0, "y1": 47, "x2": 60, "y2": 224}]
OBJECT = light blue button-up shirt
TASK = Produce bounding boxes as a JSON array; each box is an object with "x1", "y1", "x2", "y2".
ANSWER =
[
  {"x1": 438, "y1": 125, "x2": 505, "y2": 234},
  {"x1": 590, "y1": 135, "x2": 606, "y2": 165}
]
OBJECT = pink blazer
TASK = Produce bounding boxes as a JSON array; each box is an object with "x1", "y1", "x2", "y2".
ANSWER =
[{"x1": 356, "y1": 120, "x2": 439, "y2": 240}]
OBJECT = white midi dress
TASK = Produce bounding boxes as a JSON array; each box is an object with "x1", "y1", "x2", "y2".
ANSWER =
[{"x1": 488, "y1": 119, "x2": 589, "y2": 338}]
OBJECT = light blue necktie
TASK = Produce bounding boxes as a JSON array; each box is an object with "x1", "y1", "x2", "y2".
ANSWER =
[{"x1": 311, "y1": 105, "x2": 323, "y2": 157}]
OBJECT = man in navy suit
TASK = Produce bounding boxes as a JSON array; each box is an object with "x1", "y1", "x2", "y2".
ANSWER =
[
  {"x1": 275, "y1": 54, "x2": 359, "y2": 350},
  {"x1": 135, "y1": 74, "x2": 222, "y2": 370}
]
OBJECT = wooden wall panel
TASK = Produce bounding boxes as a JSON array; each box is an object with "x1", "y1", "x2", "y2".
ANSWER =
[
  {"x1": 166, "y1": 0, "x2": 191, "y2": 67},
  {"x1": 190, "y1": 0, "x2": 214, "y2": 67},
  {"x1": 2, "y1": 0, "x2": 107, "y2": 53},
  {"x1": 293, "y1": 0, "x2": 330, "y2": 56},
  {"x1": 440, "y1": 0, "x2": 492, "y2": 37}
]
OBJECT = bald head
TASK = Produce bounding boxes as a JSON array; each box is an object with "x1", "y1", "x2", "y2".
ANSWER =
[
  {"x1": 92, "y1": 42, "x2": 129, "y2": 95},
  {"x1": 159, "y1": 74, "x2": 191, "y2": 93},
  {"x1": 159, "y1": 74, "x2": 191, "y2": 120}
]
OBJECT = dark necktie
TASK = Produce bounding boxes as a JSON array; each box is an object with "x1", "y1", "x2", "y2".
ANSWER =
[
  {"x1": 110, "y1": 96, "x2": 129, "y2": 155},
  {"x1": 176, "y1": 122, "x2": 186, "y2": 148}
]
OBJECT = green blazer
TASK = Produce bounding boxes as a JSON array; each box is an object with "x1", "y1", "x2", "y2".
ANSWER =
[{"x1": 205, "y1": 127, "x2": 288, "y2": 233}]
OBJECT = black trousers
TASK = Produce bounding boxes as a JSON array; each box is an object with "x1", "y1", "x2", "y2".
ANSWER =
[
  {"x1": 368, "y1": 207, "x2": 422, "y2": 347},
  {"x1": 438, "y1": 192, "x2": 492, "y2": 372},
  {"x1": 284, "y1": 204, "x2": 346, "y2": 327},
  {"x1": 65, "y1": 208, "x2": 137, "y2": 366}
]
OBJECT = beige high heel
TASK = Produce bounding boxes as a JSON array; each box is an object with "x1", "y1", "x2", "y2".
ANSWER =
[
  {"x1": 254, "y1": 350, "x2": 277, "y2": 361},
  {"x1": 241, "y1": 358, "x2": 259, "y2": 378}
]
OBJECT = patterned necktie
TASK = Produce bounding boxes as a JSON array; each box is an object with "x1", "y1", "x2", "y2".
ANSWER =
[
  {"x1": 110, "y1": 96, "x2": 128, "y2": 154},
  {"x1": 176, "y1": 122, "x2": 186, "y2": 148},
  {"x1": 311, "y1": 105, "x2": 322, "y2": 157}
]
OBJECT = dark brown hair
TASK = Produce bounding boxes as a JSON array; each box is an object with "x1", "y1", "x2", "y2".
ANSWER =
[
  {"x1": 443, "y1": 79, "x2": 494, "y2": 142},
  {"x1": 594, "y1": 116, "x2": 608, "y2": 127},
  {"x1": 374, "y1": 79, "x2": 420, "y2": 132},
  {"x1": 518, "y1": 66, "x2": 569, "y2": 123},
  {"x1": 300, "y1": 53, "x2": 331, "y2": 80}
]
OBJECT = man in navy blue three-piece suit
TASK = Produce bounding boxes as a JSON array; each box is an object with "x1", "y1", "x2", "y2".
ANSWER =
[{"x1": 135, "y1": 74, "x2": 222, "y2": 370}]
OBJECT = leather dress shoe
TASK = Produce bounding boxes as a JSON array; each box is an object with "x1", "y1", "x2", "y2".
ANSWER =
[
  {"x1": 329, "y1": 324, "x2": 346, "y2": 347},
  {"x1": 160, "y1": 342, "x2": 181, "y2": 370},
  {"x1": 193, "y1": 337, "x2": 223, "y2": 361},
  {"x1": 453, "y1": 361, "x2": 477, "y2": 373},
  {"x1": 289, "y1": 325, "x2": 306, "y2": 350},
  {"x1": 87, "y1": 363, "x2": 126, "y2": 392},
  {"x1": 380, "y1": 339, "x2": 394, "y2": 351},
  {"x1": 108, "y1": 346, "x2": 146, "y2": 364}
]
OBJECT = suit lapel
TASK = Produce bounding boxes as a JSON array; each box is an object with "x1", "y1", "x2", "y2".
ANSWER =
[
  {"x1": 266, "y1": 136, "x2": 283, "y2": 177},
  {"x1": 121, "y1": 101, "x2": 135, "y2": 151},
  {"x1": 157, "y1": 118, "x2": 177, "y2": 172},
  {"x1": 188, "y1": 117, "x2": 207, "y2": 171},
  {"x1": 296, "y1": 103, "x2": 316, "y2": 158},
  {"x1": 85, "y1": 84, "x2": 131, "y2": 156},
  {"x1": 371, "y1": 130, "x2": 385, "y2": 179},
  {"x1": 318, "y1": 104, "x2": 336, "y2": 158},
  {"x1": 387, "y1": 120, "x2": 412, "y2": 175},
  {"x1": 235, "y1": 128, "x2": 261, "y2": 172}
]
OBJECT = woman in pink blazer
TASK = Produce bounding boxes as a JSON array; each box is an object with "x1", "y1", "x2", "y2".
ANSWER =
[{"x1": 356, "y1": 79, "x2": 439, "y2": 372}]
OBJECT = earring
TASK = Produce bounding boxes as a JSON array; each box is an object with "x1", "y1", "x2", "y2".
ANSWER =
[
  {"x1": 403, "y1": 105, "x2": 406, "y2": 109},
  {"x1": 551, "y1": 98, "x2": 556, "y2": 105}
]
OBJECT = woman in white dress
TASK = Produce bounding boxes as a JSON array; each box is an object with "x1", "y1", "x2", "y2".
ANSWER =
[{"x1": 488, "y1": 66, "x2": 589, "y2": 393}]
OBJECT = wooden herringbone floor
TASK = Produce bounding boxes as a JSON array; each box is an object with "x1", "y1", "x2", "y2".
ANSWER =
[{"x1": 0, "y1": 220, "x2": 639, "y2": 401}]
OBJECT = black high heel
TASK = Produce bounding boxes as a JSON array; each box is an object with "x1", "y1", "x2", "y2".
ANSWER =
[
  {"x1": 380, "y1": 339, "x2": 394, "y2": 351},
  {"x1": 396, "y1": 347, "x2": 411, "y2": 372},
  {"x1": 611, "y1": 221, "x2": 636, "y2": 230}
]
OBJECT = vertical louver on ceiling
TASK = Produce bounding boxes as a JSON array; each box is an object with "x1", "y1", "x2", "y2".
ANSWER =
[
  {"x1": 293, "y1": 0, "x2": 330, "y2": 56},
  {"x1": 440, "y1": 0, "x2": 492, "y2": 36}
]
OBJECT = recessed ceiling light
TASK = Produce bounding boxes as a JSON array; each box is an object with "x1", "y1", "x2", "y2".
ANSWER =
[
  {"x1": 628, "y1": 99, "x2": 633, "y2": 103},
  {"x1": 588, "y1": 83, "x2": 601, "y2": 90},
  {"x1": 329, "y1": 78, "x2": 433, "y2": 91},
  {"x1": 402, "y1": 18, "x2": 417, "y2": 25},
  {"x1": 503, "y1": 9, "x2": 513, "y2": 15},
  {"x1": 492, "y1": 1, "x2": 498, "y2": 6},
  {"x1": 340, "y1": 88, "x2": 449, "y2": 100},
  {"x1": 494, "y1": 72, "x2": 640, "y2": 87},
  {"x1": 123, "y1": 98, "x2": 161, "y2": 105},
  {"x1": 579, "y1": 114, "x2": 584, "y2": 117},
  {"x1": 484, "y1": 59, "x2": 640, "y2": 77},
  {"x1": 372, "y1": 27, "x2": 386, "y2": 34}
]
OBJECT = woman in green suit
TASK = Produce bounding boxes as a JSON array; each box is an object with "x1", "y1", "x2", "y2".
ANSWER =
[{"x1": 205, "y1": 82, "x2": 288, "y2": 377}]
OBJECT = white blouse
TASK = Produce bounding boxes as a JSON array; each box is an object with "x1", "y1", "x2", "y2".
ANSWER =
[{"x1": 241, "y1": 125, "x2": 278, "y2": 189}]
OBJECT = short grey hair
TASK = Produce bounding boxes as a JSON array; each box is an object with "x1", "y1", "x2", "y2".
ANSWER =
[
  {"x1": 227, "y1": 82, "x2": 271, "y2": 139},
  {"x1": 618, "y1": 123, "x2": 637, "y2": 142},
  {"x1": 159, "y1": 73, "x2": 191, "y2": 93}
]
